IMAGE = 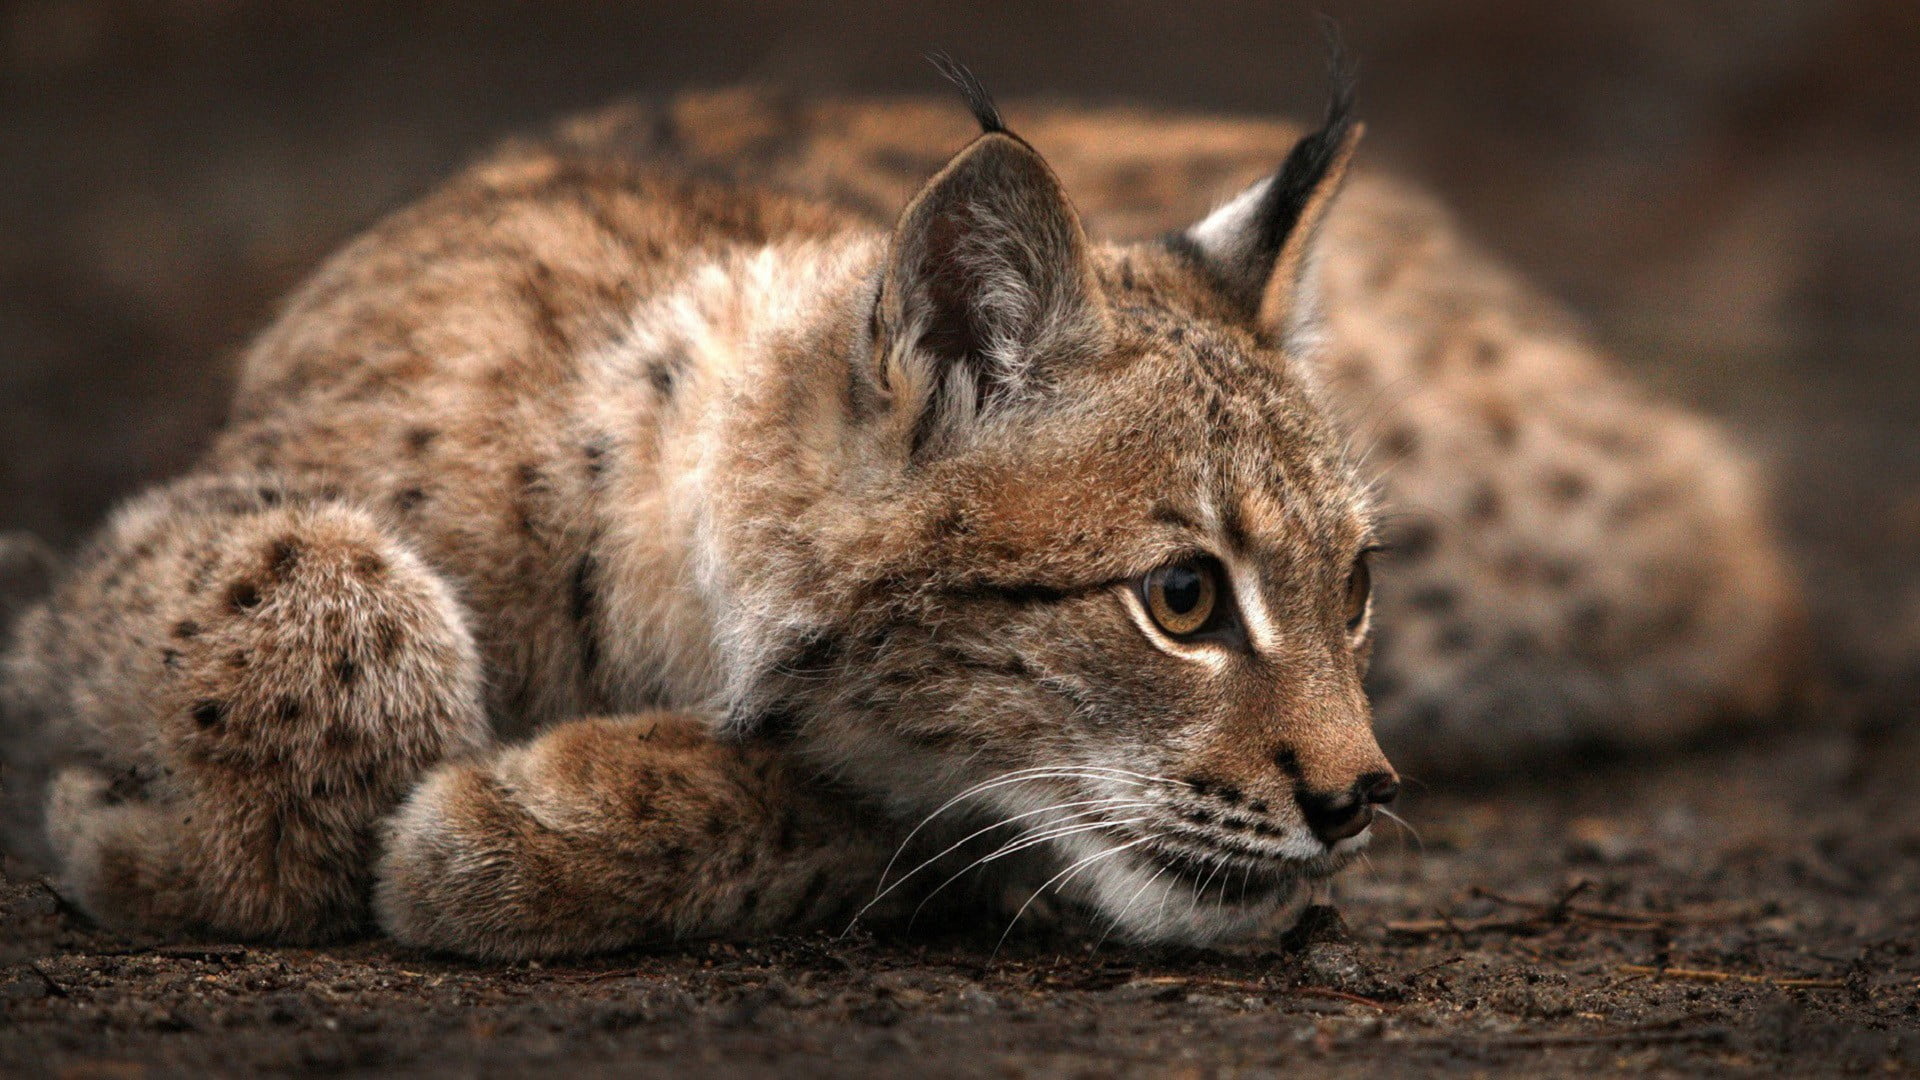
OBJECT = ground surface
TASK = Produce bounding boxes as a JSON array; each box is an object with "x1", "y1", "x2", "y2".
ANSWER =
[
  {"x1": 2, "y1": 3, "x2": 1917, "y2": 1077},
  {"x1": 5, "y1": 715, "x2": 1916, "y2": 1077}
]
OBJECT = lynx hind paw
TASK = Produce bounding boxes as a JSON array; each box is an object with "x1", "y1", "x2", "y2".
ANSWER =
[{"x1": 44, "y1": 767, "x2": 195, "y2": 935}]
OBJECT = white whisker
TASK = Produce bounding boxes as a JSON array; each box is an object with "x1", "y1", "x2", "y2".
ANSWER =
[
  {"x1": 1375, "y1": 807, "x2": 1424, "y2": 856},
  {"x1": 873, "y1": 766, "x2": 1176, "y2": 898},
  {"x1": 908, "y1": 815, "x2": 1154, "y2": 928},
  {"x1": 991, "y1": 836, "x2": 1153, "y2": 960},
  {"x1": 1093, "y1": 858, "x2": 1171, "y2": 953},
  {"x1": 841, "y1": 796, "x2": 1154, "y2": 934}
]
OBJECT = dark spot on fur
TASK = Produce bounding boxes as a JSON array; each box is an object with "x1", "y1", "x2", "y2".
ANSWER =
[
  {"x1": 1541, "y1": 559, "x2": 1579, "y2": 589},
  {"x1": 374, "y1": 619, "x2": 404, "y2": 663},
  {"x1": 1272, "y1": 747, "x2": 1301, "y2": 778},
  {"x1": 1380, "y1": 425, "x2": 1418, "y2": 460},
  {"x1": 191, "y1": 700, "x2": 226, "y2": 729},
  {"x1": 335, "y1": 654, "x2": 358, "y2": 687},
  {"x1": 228, "y1": 580, "x2": 261, "y2": 612},
  {"x1": 1571, "y1": 600, "x2": 1608, "y2": 637},
  {"x1": 1471, "y1": 338, "x2": 1503, "y2": 368},
  {"x1": 1180, "y1": 807, "x2": 1218, "y2": 826},
  {"x1": 655, "y1": 844, "x2": 688, "y2": 874},
  {"x1": 571, "y1": 553, "x2": 601, "y2": 680},
  {"x1": 1484, "y1": 403, "x2": 1520, "y2": 448},
  {"x1": 160, "y1": 648, "x2": 182, "y2": 670},
  {"x1": 1434, "y1": 623, "x2": 1474, "y2": 654},
  {"x1": 267, "y1": 537, "x2": 302, "y2": 579},
  {"x1": 736, "y1": 888, "x2": 762, "y2": 921},
  {"x1": 1496, "y1": 551, "x2": 1533, "y2": 585},
  {"x1": 705, "y1": 812, "x2": 728, "y2": 838},
  {"x1": 1407, "y1": 585, "x2": 1458, "y2": 614},
  {"x1": 394, "y1": 487, "x2": 427, "y2": 513},
  {"x1": 405, "y1": 427, "x2": 438, "y2": 455},
  {"x1": 172, "y1": 620, "x2": 201, "y2": 640},
  {"x1": 583, "y1": 437, "x2": 609, "y2": 481},
  {"x1": 256, "y1": 487, "x2": 282, "y2": 508},
  {"x1": 1390, "y1": 520, "x2": 1438, "y2": 562},
  {"x1": 648, "y1": 362, "x2": 675, "y2": 397},
  {"x1": 353, "y1": 552, "x2": 385, "y2": 578},
  {"x1": 1608, "y1": 485, "x2": 1670, "y2": 526},
  {"x1": 1247, "y1": 800, "x2": 1271, "y2": 815},
  {"x1": 1465, "y1": 483, "x2": 1502, "y2": 522},
  {"x1": 929, "y1": 506, "x2": 973, "y2": 541},
  {"x1": 276, "y1": 697, "x2": 302, "y2": 722},
  {"x1": 228, "y1": 651, "x2": 248, "y2": 669},
  {"x1": 1546, "y1": 470, "x2": 1591, "y2": 505},
  {"x1": 647, "y1": 347, "x2": 688, "y2": 399}
]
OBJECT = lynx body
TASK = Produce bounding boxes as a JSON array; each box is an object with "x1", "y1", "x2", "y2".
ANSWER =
[{"x1": 0, "y1": 84, "x2": 1800, "y2": 959}]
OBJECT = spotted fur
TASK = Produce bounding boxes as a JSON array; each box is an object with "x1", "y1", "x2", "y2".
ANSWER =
[{"x1": 0, "y1": 81, "x2": 1801, "y2": 959}]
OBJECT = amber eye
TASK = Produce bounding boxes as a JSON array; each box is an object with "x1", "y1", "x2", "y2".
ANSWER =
[
  {"x1": 1344, "y1": 551, "x2": 1374, "y2": 635},
  {"x1": 1142, "y1": 560, "x2": 1221, "y2": 638}
]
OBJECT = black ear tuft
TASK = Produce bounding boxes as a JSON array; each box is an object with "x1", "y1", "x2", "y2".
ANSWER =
[
  {"x1": 1253, "y1": 18, "x2": 1358, "y2": 261},
  {"x1": 927, "y1": 52, "x2": 1006, "y2": 134},
  {"x1": 1172, "y1": 20, "x2": 1365, "y2": 326}
]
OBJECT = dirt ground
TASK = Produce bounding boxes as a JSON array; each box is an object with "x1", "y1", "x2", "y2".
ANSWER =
[
  {"x1": 4, "y1": 717, "x2": 1915, "y2": 1077},
  {"x1": 2, "y1": 3, "x2": 1918, "y2": 1076}
]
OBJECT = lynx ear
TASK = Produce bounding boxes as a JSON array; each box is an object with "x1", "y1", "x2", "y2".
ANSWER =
[
  {"x1": 873, "y1": 129, "x2": 1107, "y2": 455},
  {"x1": 1177, "y1": 77, "x2": 1362, "y2": 343}
]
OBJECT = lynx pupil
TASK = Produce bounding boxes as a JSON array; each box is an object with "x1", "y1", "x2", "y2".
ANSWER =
[
  {"x1": 1164, "y1": 567, "x2": 1203, "y2": 614},
  {"x1": 1144, "y1": 561, "x2": 1219, "y2": 637}
]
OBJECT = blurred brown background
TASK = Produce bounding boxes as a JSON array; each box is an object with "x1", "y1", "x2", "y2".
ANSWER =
[{"x1": 3, "y1": 0, "x2": 1916, "y2": 699}]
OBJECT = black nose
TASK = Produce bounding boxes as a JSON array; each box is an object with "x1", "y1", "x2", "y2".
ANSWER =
[{"x1": 1298, "y1": 771, "x2": 1399, "y2": 845}]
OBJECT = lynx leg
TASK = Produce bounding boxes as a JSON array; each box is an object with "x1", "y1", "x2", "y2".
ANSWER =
[
  {"x1": 376, "y1": 714, "x2": 893, "y2": 960},
  {"x1": 2, "y1": 476, "x2": 489, "y2": 941}
]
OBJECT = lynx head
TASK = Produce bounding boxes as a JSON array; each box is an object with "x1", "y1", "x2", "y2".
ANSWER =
[{"x1": 718, "y1": 65, "x2": 1395, "y2": 945}]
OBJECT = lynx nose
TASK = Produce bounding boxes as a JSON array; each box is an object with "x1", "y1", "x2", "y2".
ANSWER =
[{"x1": 1298, "y1": 771, "x2": 1399, "y2": 845}]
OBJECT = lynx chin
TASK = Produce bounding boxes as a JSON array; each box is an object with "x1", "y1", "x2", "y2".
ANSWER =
[{"x1": 0, "y1": 61, "x2": 1801, "y2": 960}]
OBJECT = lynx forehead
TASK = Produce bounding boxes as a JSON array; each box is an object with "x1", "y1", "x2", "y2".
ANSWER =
[{"x1": 1, "y1": 66, "x2": 1801, "y2": 960}]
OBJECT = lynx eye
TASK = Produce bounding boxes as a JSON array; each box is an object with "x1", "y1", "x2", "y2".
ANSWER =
[
  {"x1": 1344, "y1": 551, "x2": 1374, "y2": 635},
  {"x1": 1141, "y1": 560, "x2": 1222, "y2": 638}
]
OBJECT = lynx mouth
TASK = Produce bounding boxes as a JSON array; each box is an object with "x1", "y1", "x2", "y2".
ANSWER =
[{"x1": 1135, "y1": 829, "x2": 1354, "y2": 898}]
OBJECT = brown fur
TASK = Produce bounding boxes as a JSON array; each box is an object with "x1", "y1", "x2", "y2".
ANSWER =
[{"x1": 0, "y1": 88, "x2": 1801, "y2": 959}]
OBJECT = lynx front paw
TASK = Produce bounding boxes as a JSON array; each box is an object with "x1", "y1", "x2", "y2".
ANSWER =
[{"x1": 376, "y1": 714, "x2": 884, "y2": 960}]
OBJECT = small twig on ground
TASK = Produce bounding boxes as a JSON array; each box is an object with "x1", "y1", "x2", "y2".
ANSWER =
[
  {"x1": 26, "y1": 962, "x2": 68, "y2": 997},
  {"x1": 1617, "y1": 964, "x2": 1846, "y2": 990},
  {"x1": 1387, "y1": 885, "x2": 1760, "y2": 938},
  {"x1": 74, "y1": 942, "x2": 250, "y2": 962},
  {"x1": 1288, "y1": 986, "x2": 1396, "y2": 1011},
  {"x1": 1473, "y1": 887, "x2": 1758, "y2": 928},
  {"x1": 1384, "y1": 914, "x2": 1554, "y2": 937},
  {"x1": 1466, "y1": 1027, "x2": 1729, "y2": 1051},
  {"x1": 1126, "y1": 975, "x2": 1394, "y2": 1011},
  {"x1": 1343, "y1": 1025, "x2": 1729, "y2": 1053}
]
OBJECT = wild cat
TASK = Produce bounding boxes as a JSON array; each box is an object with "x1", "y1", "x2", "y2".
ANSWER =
[{"x1": 0, "y1": 62, "x2": 1802, "y2": 960}]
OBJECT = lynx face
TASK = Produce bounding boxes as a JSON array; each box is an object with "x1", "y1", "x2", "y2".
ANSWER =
[{"x1": 732, "y1": 85, "x2": 1398, "y2": 943}]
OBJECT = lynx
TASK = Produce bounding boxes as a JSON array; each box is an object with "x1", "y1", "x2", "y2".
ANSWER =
[{"x1": 0, "y1": 66, "x2": 1801, "y2": 960}]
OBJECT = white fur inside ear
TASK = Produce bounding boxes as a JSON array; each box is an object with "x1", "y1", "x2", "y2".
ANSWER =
[{"x1": 1184, "y1": 175, "x2": 1275, "y2": 292}]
